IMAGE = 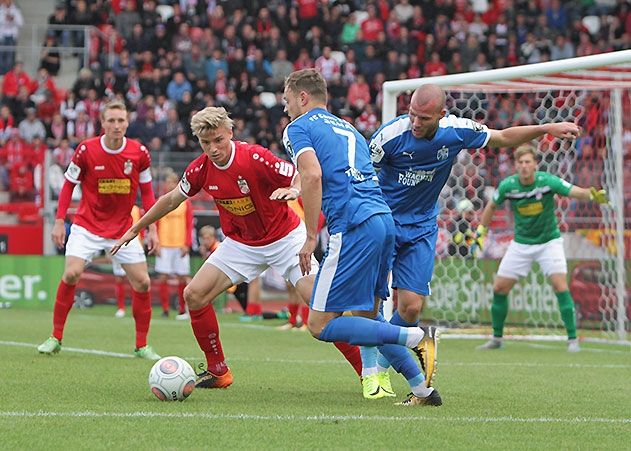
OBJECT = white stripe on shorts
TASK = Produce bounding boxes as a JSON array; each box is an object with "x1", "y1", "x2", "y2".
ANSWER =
[{"x1": 312, "y1": 232, "x2": 342, "y2": 312}]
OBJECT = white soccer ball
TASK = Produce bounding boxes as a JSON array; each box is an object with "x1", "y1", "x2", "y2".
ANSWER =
[
  {"x1": 456, "y1": 198, "x2": 474, "y2": 214},
  {"x1": 148, "y1": 356, "x2": 196, "y2": 401}
]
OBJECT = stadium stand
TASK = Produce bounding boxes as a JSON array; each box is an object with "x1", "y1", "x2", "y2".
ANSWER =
[{"x1": 0, "y1": 0, "x2": 629, "y2": 234}]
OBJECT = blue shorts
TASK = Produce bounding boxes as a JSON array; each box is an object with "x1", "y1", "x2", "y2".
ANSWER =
[
  {"x1": 311, "y1": 213, "x2": 395, "y2": 312},
  {"x1": 392, "y1": 220, "x2": 438, "y2": 296}
]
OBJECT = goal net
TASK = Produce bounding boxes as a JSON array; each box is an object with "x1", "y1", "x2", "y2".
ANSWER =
[{"x1": 382, "y1": 51, "x2": 631, "y2": 344}]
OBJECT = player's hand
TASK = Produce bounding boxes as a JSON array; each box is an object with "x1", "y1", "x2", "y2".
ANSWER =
[
  {"x1": 51, "y1": 219, "x2": 67, "y2": 249},
  {"x1": 298, "y1": 236, "x2": 317, "y2": 276},
  {"x1": 546, "y1": 122, "x2": 581, "y2": 140},
  {"x1": 180, "y1": 246, "x2": 189, "y2": 257},
  {"x1": 111, "y1": 228, "x2": 138, "y2": 255},
  {"x1": 270, "y1": 187, "x2": 299, "y2": 201},
  {"x1": 589, "y1": 187, "x2": 609, "y2": 205},
  {"x1": 147, "y1": 228, "x2": 160, "y2": 256}
]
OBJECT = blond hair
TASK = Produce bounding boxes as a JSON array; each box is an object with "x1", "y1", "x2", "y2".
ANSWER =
[
  {"x1": 190, "y1": 107, "x2": 234, "y2": 137},
  {"x1": 101, "y1": 99, "x2": 127, "y2": 119},
  {"x1": 284, "y1": 69, "x2": 327, "y2": 103},
  {"x1": 199, "y1": 225, "x2": 216, "y2": 238},
  {"x1": 514, "y1": 144, "x2": 538, "y2": 161}
]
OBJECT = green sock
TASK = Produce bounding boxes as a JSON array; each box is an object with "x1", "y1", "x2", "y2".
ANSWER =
[
  {"x1": 556, "y1": 290, "x2": 577, "y2": 340},
  {"x1": 491, "y1": 293, "x2": 509, "y2": 338}
]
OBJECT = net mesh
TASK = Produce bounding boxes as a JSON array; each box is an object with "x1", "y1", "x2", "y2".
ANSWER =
[{"x1": 393, "y1": 84, "x2": 630, "y2": 341}]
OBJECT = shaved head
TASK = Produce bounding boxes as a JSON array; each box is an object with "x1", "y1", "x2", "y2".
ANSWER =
[
  {"x1": 408, "y1": 84, "x2": 446, "y2": 139},
  {"x1": 410, "y1": 84, "x2": 446, "y2": 114}
]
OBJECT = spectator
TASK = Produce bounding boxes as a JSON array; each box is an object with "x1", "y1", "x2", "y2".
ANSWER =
[
  {"x1": 551, "y1": 34, "x2": 575, "y2": 60},
  {"x1": 18, "y1": 108, "x2": 47, "y2": 143},
  {"x1": 47, "y1": 112, "x2": 67, "y2": 148},
  {"x1": 52, "y1": 138, "x2": 73, "y2": 169},
  {"x1": 424, "y1": 51, "x2": 448, "y2": 77},
  {"x1": 166, "y1": 71, "x2": 193, "y2": 103},
  {"x1": 128, "y1": 107, "x2": 165, "y2": 145},
  {"x1": 358, "y1": 44, "x2": 384, "y2": 84},
  {"x1": 204, "y1": 48, "x2": 229, "y2": 84},
  {"x1": 361, "y1": 4, "x2": 384, "y2": 42},
  {"x1": 2, "y1": 61, "x2": 34, "y2": 102},
  {"x1": 163, "y1": 108, "x2": 184, "y2": 148},
  {"x1": 314, "y1": 46, "x2": 340, "y2": 83},
  {"x1": 114, "y1": 1, "x2": 141, "y2": 42},
  {"x1": 183, "y1": 45, "x2": 206, "y2": 83},
  {"x1": 0, "y1": 0, "x2": 24, "y2": 74},
  {"x1": 347, "y1": 74, "x2": 371, "y2": 113},
  {"x1": 47, "y1": 3, "x2": 70, "y2": 47},
  {"x1": 340, "y1": 12, "x2": 361, "y2": 45},
  {"x1": 9, "y1": 163, "x2": 34, "y2": 201},
  {"x1": 0, "y1": 104, "x2": 15, "y2": 143}
]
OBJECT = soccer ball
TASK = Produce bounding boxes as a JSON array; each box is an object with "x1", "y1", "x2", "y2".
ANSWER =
[
  {"x1": 456, "y1": 198, "x2": 474, "y2": 214},
  {"x1": 148, "y1": 356, "x2": 196, "y2": 401}
]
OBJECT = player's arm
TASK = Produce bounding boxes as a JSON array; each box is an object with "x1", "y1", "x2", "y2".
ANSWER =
[
  {"x1": 487, "y1": 123, "x2": 580, "y2": 148},
  {"x1": 567, "y1": 185, "x2": 609, "y2": 204},
  {"x1": 52, "y1": 179, "x2": 77, "y2": 249},
  {"x1": 270, "y1": 172, "x2": 301, "y2": 201},
  {"x1": 111, "y1": 188, "x2": 187, "y2": 255},
  {"x1": 182, "y1": 200, "x2": 194, "y2": 256},
  {"x1": 296, "y1": 151, "x2": 322, "y2": 276}
]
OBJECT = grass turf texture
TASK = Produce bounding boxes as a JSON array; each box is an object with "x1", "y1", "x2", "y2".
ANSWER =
[{"x1": 1, "y1": 306, "x2": 629, "y2": 450}]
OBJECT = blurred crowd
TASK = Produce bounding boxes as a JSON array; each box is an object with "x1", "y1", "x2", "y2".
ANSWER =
[{"x1": 0, "y1": 0, "x2": 630, "y2": 215}]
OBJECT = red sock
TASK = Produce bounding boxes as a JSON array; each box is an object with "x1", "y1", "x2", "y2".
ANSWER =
[
  {"x1": 333, "y1": 342, "x2": 362, "y2": 377},
  {"x1": 300, "y1": 305, "x2": 310, "y2": 324},
  {"x1": 115, "y1": 281, "x2": 125, "y2": 310},
  {"x1": 255, "y1": 303, "x2": 263, "y2": 315},
  {"x1": 52, "y1": 280, "x2": 76, "y2": 341},
  {"x1": 160, "y1": 281, "x2": 169, "y2": 313},
  {"x1": 246, "y1": 302, "x2": 262, "y2": 316},
  {"x1": 190, "y1": 304, "x2": 227, "y2": 375},
  {"x1": 288, "y1": 304, "x2": 299, "y2": 326},
  {"x1": 132, "y1": 290, "x2": 152, "y2": 349},
  {"x1": 178, "y1": 282, "x2": 187, "y2": 314}
]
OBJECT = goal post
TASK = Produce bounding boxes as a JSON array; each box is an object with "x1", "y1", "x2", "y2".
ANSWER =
[{"x1": 381, "y1": 50, "x2": 631, "y2": 343}]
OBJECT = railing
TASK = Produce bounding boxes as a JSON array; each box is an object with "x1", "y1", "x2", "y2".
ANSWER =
[{"x1": 3, "y1": 24, "x2": 116, "y2": 73}]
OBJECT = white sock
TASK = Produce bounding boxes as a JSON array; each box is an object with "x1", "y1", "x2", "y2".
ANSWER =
[
  {"x1": 411, "y1": 385, "x2": 434, "y2": 398},
  {"x1": 405, "y1": 327, "x2": 425, "y2": 348}
]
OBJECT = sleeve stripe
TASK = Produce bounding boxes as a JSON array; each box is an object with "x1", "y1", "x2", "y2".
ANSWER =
[
  {"x1": 295, "y1": 147, "x2": 315, "y2": 160},
  {"x1": 139, "y1": 168, "x2": 152, "y2": 184},
  {"x1": 178, "y1": 184, "x2": 191, "y2": 198},
  {"x1": 64, "y1": 173, "x2": 80, "y2": 184}
]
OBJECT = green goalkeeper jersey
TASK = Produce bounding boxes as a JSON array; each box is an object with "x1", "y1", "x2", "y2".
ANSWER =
[{"x1": 493, "y1": 171, "x2": 573, "y2": 245}]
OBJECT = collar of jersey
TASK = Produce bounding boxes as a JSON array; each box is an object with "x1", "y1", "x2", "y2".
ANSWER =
[
  {"x1": 100, "y1": 135, "x2": 127, "y2": 154},
  {"x1": 212, "y1": 141, "x2": 236, "y2": 170}
]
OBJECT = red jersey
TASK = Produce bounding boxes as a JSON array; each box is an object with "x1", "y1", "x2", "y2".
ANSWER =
[
  {"x1": 65, "y1": 136, "x2": 152, "y2": 239},
  {"x1": 179, "y1": 141, "x2": 300, "y2": 246}
]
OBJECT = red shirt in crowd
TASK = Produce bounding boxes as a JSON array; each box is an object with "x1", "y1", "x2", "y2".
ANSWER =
[
  {"x1": 64, "y1": 135, "x2": 152, "y2": 239},
  {"x1": 179, "y1": 141, "x2": 300, "y2": 247}
]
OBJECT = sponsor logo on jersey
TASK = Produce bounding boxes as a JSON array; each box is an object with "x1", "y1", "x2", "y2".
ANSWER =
[
  {"x1": 517, "y1": 202, "x2": 543, "y2": 216},
  {"x1": 402, "y1": 151, "x2": 413, "y2": 159},
  {"x1": 397, "y1": 168, "x2": 436, "y2": 186},
  {"x1": 98, "y1": 178, "x2": 131, "y2": 194},
  {"x1": 237, "y1": 176, "x2": 250, "y2": 194},
  {"x1": 215, "y1": 196, "x2": 255, "y2": 216},
  {"x1": 436, "y1": 146, "x2": 449, "y2": 161},
  {"x1": 207, "y1": 185, "x2": 219, "y2": 190},
  {"x1": 123, "y1": 159, "x2": 133, "y2": 175},
  {"x1": 94, "y1": 165, "x2": 105, "y2": 170}
]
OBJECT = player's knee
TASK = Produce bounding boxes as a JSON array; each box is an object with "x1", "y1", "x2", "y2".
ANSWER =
[
  {"x1": 131, "y1": 276, "x2": 150, "y2": 293},
  {"x1": 183, "y1": 284, "x2": 205, "y2": 310},
  {"x1": 493, "y1": 280, "x2": 511, "y2": 294},
  {"x1": 307, "y1": 317, "x2": 323, "y2": 339},
  {"x1": 399, "y1": 303, "x2": 422, "y2": 322},
  {"x1": 63, "y1": 269, "x2": 83, "y2": 285}
]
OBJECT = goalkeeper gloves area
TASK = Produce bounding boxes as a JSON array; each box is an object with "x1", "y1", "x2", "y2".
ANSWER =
[
  {"x1": 589, "y1": 187, "x2": 609, "y2": 205},
  {"x1": 468, "y1": 224, "x2": 487, "y2": 258}
]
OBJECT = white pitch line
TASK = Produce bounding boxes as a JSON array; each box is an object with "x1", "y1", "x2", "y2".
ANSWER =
[
  {"x1": 0, "y1": 410, "x2": 629, "y2": 425},
  {"x1": 2, "y1": 340, "x2": 629, "y2": 369}
]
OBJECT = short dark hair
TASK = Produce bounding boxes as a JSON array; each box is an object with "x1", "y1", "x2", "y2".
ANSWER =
[{"x1": 284, "y1": 69, "x2": 327, "y2": 103}]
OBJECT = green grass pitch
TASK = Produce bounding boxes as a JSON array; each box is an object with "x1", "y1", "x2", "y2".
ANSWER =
[{"x1": 0, "y1": 306, "x2": 629, "y2": 450}]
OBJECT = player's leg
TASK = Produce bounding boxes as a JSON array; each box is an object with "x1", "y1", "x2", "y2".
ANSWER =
[
  {"x1": 113, "y1": 261, "x2": 126, "y2": 318},
  {"x1": 157, "y1": 273, "x2": 170, "y2": 317},
  {"x1": 278, "y1": 281, "x2": 300, "y2": 330},
  {"x1": 240, "y1": 277, "x2": 263, "y2": 320},
  {"x1": 121, "y1": 260, "x2": 160, "y2": 359},
  {"x1": 539, "y1": 238, "x2": 578, "y2": 351},
  {"x1": 271, "y1": 226, "x2": 364, "y2": 378},
  {"x1": 175, "y1": 275, "x2": 189, "y2": 319},
  {"x1": 478, "y1": 240, "x2": 529, "y2": 350},
  {"x1": 188, "y1": 236, "x2": 260, "y2": 388},
  {"x1": 38, "y1": 224, "x2": 100, "y2": 354},
  {"x1": 155, "y1": 247, "x2": 173, "y2": 317}
]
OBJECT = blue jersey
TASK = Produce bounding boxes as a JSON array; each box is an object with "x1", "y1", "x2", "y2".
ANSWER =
[
  {"x1": 283, "y1": 107, "x2": 390, "y2": 234},
  {"x1": 369, "y1": 113, "x2": 490, "y2": 225}
]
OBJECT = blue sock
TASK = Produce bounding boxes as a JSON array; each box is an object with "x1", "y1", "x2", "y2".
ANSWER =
[
  {"x1": 318, "y1": 316, "x2": 403, "y2": 346},
  {"x1": 360, "y1": 346, "x2": 378, "y2": 377},
  {"x1": 378, "y1": 344, "x2": 423, "y2": 381}
]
